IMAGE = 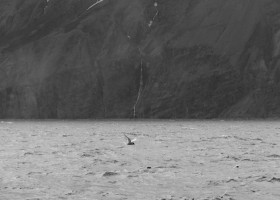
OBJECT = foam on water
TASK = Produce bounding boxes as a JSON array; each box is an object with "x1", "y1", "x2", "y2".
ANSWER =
[{"x1": 0, "y1": 120, "x2": 280, "y2": 200}]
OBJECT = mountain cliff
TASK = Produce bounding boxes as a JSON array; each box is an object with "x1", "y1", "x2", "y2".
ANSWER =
[{"x1": 1, "y1": 0, "x2": 280, "y2": 118}]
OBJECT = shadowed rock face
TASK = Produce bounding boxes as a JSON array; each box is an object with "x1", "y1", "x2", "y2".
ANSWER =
[{"x1": 0, "y1": 0, "x2": 280, "y2": 118}]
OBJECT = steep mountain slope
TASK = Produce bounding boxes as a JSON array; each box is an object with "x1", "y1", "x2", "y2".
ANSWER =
[{"x1": 0, "y1": 0, "x2": 280, "y2": 118}]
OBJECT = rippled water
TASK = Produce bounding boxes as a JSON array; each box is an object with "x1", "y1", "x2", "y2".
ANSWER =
[{"x1": 0, "y1": 120, "x2": 280, "y2": 200}]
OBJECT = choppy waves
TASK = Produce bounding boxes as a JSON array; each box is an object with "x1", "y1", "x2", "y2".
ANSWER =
[{"x1": 0, "y1": 120, "x2": 279, "y2": 200}]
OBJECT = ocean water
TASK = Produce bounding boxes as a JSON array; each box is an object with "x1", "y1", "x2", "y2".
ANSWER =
[{"x1": 0, "y1": 120, "x2": 280, "y2": 200}]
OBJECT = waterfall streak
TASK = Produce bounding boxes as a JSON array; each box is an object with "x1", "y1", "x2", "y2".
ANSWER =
[
  {"x1": 133, "y1": 59, "x2": 143, "y2": 118},
  {"x1": 152, "y1": 8, "x2": 159, "y2": 21},
  {"x1": 87, "y1": 0, "x2": 104, "y2": 10},
  {"x1": 132, "y1": 3, "x2": 158, "y2": 117},
  {"x1": 43, "y1": 0, "x2": 50, "y2": 14},
  {"x1": 148, "y1": 4, "x2": 159, "y2": 27}
]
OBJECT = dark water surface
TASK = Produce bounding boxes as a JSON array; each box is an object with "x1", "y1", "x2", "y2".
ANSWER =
[{"x1": 0, "y1": 120, "x2": 280, "y2": 200}]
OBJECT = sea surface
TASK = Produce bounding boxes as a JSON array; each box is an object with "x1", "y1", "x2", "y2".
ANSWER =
[{"x1": 0, "y1": 120, "x2": 280, "y2": 200}]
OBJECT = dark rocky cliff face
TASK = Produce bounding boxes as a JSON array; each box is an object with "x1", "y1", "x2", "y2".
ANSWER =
[{"x1": 1, "y1": 0, "x2": 280, "y2": 118}]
